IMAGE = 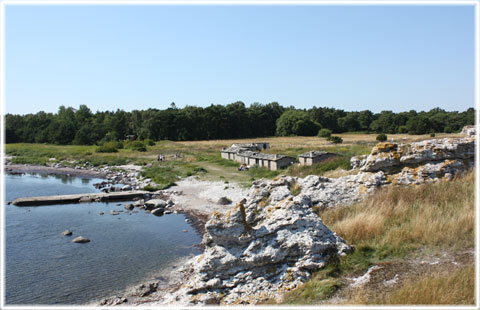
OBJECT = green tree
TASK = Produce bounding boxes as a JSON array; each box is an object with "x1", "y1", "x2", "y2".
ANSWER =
[{"x1": 276, "y1": 110, "x2": 320, "y2": 136}]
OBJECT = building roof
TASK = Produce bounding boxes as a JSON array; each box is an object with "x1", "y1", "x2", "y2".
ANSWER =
[
  {"x1": 237, "y1": 150, "x2": 293, "y2": 161},
  {"x1": 298, "y1": 151, "x2": 336, "y2": 158}
]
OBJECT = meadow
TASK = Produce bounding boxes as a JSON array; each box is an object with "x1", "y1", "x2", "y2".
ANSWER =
[{"x1": 5, "y1": 132, "x2": 461, "y2": 188}]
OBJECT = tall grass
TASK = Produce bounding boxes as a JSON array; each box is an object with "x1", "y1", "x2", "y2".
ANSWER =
[
  {"x1": 348, "y1": 266, "x2": 475, "y2": 305},
  {"x1": 283, "y1": 171, "x2": 474, "y2": 305},
  {"x1": 320, "y1": 171, "x2": 474, "y2": 252}
]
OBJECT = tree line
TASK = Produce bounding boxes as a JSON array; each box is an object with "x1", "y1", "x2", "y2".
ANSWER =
[{"x1": 5, "y1": 102, "x2": 474, "y2": 145}]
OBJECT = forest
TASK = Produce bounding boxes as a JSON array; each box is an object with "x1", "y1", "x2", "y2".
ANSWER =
[{"x1": 5, "y1": 102, "x2": 475, "y2": 145}]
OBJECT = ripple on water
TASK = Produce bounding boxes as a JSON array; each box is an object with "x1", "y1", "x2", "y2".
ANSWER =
[{"x1": 5, "y1": 173, "x2": 202, "y2": 305}]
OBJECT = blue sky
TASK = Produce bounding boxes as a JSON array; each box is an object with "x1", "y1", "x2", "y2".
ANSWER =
[{"x1": 4, "y1": 4, "x2": 475, "y2": 115}]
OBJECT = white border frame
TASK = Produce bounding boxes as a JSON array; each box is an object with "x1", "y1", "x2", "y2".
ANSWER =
[{"x1": 0, "y1": 1, "x2": 478, "y2": 309}]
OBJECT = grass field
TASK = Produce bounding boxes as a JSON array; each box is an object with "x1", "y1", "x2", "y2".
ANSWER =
[{"x1": 5, "y1": 133, "x2": 461, "y2": 187}]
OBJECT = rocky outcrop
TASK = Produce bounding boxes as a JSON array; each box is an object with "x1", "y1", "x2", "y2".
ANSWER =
[
  {"x1": 135, "y1": 281, "x2": 159, "y2": 297},
  {"x1": 355, "y1": 137, "x2": 474, "y2": 185},
  {"x1": 99, "y1": 296, "x2": 127, "y2": 306},
  {"x1": 461, "y1": 125, "x2": 476, "y2": 137},
  {"x1": 167, "y1": 174, "x2": 364, "y2": 305},
  {"x1": 165, "y1": 135, "x2": 475, "y2": 305}
]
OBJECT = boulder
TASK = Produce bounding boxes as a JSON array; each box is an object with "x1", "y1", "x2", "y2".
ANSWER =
[
  {"x1": 151, "y1": 208, "x2": 164, "y2": 216},
  {"x1": 99, "y1": 296, "x2": 127, "y2": 306},
  {"x1": 350, "y1": 154, "x2": 367, "y2": 170},
  {"x1": 72, "y1": 236, "x2": 90, "y2": 243},
  {"x1": 79, "y1": 196, "x2": 94, "y2": 203},
  {"x1": 121, "y1": 185, "x2": 132, "y2": 191},
  {"x1": 145, "y1": 199, "x2": 166, "y2": 210},
  {"x1": 110, "y1": 210, "x2": 120, "y2": 215},
  {"x1": 62, "y1": 230, "x2": 72, "y2": 236},
  {"x1": 124, "y1": 203, "x2": 134, "y2": 211},
  {"x1": 217, "y1": 197, "x2": 232, "y2": 205},
  {"x1": 134, "y1": 281, "x2": 159, "y2": 297}
]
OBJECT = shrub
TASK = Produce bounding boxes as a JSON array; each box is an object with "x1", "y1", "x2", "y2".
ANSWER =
[
  {"x1": 125, "y1": 141, "x2": 147, "y2": 152},
  {"x1": 144, "y1": 139, "x2": 155, "y2": 146},
  {"x1": 318, "y1": 128, "x2": 332, "y2": 138},
  {"x1": 376, "y1": 134, "x2": 387, "y2": 142},
  {"x1": 95, "y1": 145, "x2": 118, "y2": 153},
  {"x1": 104, "y1": 141, "x2": 123, "y2": 149},
  {"x1": 430, "y1": 132, "x2": 436, "y2": 137},
  {"x1": 327, "y1": 136, "x2": 343, "y2": 144}
]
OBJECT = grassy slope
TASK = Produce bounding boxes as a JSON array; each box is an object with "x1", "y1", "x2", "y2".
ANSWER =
[{"x1": 282, "y1": 171, "x2": 475, "y2": 305}]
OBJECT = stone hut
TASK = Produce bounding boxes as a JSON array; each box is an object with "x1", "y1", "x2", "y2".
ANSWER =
[
  {"x1": 220, "y1": 144, "x2": 294, "y2": 171},
  {"x1": 231, "y1": 142, "x2": 270, "y2": 150},
  {"x1": 237, "y1": 151, "x2": 294, "y2": 171},
  {"x1": 221, "y1": 146, "x2": 256, "y2": 161},
  {"x1": 298, "y1": 151, "x2": 337, "y2": 166}
]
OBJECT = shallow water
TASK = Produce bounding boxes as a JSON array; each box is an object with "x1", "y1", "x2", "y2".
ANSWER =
[{"x1": 4, "y1": 173, "x2": 202, "y2": 305}]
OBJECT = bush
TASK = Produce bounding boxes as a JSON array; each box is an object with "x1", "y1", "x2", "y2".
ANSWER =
[
  {"x1": 104, "y1": 141, "x2": 123, "y2": 149},
  {"x1": 430, "y1": 132, "x2": 436, "y2": 137},
  {"x1": 95, "y1": 145, "x2": 118, "y2": 153},
  {"x1": 125, "y1": 141, "x2": 147, "y2": 152},
  {"x1": 376, "y1": 134, "x2": 387, "y2": 142},
  {"x1": 327, "y1": 136, "x2": 343, "y2": 144},
  {"x1": 318, "y1": 128, "x2": 332, "y2": 138},
  {"x1": 144, "y1": 139, "x2": 155, "y2": 146}
]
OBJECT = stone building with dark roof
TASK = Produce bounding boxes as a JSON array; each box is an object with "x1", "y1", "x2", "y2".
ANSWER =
[
  {"x1": 298, "y1": 151, "x2": 337, "y2": 166},
  {"x1": 220, "y1": 143, "x2": 293, "y2": 171}
]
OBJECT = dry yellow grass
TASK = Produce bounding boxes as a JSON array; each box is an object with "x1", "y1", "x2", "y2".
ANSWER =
[
  {"x1": 381, "y1": 266, "x2": 475, "y2": 305},
  {"x1": 320, "y1": 171, "x2": 475, "y2": 251},
  {"x1": 175, "y1": 133, "x2": 462, "y2": 150},
  {"x1": 348, "y1": 265, "x2": 475, "y2": 305}
]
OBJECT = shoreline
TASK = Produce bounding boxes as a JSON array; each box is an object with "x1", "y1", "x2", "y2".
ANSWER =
[
  {"x1": 5, "y1": 164, "x2": 108, "y2": 178},
  {"x1": 4, "y1": 162, "x2": 248, "y2": 306}
]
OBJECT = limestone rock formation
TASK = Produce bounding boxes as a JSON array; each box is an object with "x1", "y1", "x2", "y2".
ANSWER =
[
  {"x1": 461, "y1": 125, "x2": 476, "y2": 137},
  {"x1": 167, "y1": 175, "x2": 360, "y2": 305},
  {"x1": 357, "y1": 137, "x2": 474, "y2": 185},
  {"x1": 135, "y1": 281, "x2": 159, "y2": 297}
]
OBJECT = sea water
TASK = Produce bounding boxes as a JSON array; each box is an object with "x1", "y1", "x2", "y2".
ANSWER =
[{"x1": 4, "y1": 173, "x2": 202, "y2": 305}]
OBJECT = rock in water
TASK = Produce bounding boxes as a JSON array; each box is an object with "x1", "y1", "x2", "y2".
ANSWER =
[
  {"x1": 217, "y1": 197, "x2": 232, "y2": 205},
  {"x1": 145, "y1": 199, "x2": 166, "y2": 210},
  {"x1": 151, "y1": 208, "x2": 164, "y2": 216},
  {"x1": 62, "y1": 230, "x2": 72, "y2": 236},
  {"x1": 72, "y1": 236, "x2": 90, "y2": 243},
  {"x1": 110, "y1": 210, "x2": 120, "y2": 215},
  {"x1": 79, "y1": 196, "x2": 94, "y2": 203},
  {"x1": 124, "y1": 203, "x2": 134, "y2": 210}
]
